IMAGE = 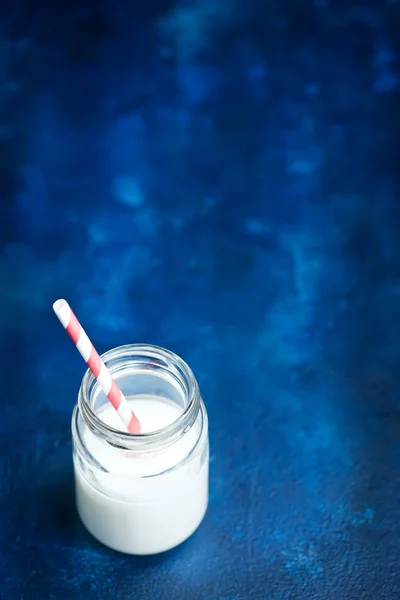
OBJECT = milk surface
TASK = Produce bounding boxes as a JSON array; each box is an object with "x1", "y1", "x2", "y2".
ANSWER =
[
  {"x1": 74, "y1": 396, "x2": 209, "y2": 554},
  {"x1": 101, "y1": 396, "x2": 179, "y2": 432}
]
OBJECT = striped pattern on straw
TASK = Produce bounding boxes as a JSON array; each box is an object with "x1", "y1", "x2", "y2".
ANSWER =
[{"x1": 53, "y1": 299, "x2": 141, "y2": 434}]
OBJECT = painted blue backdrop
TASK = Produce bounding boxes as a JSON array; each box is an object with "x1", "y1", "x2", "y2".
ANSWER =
[{"x1": 1, "y1": 1, "x2": 400, "y2": 598}]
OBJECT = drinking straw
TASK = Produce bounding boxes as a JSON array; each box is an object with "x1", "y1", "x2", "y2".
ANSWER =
[{"x1": 53, "y1": 299, "x2": 141, "y2": 434}]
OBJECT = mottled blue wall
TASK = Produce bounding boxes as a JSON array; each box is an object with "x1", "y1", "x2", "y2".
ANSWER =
[{"x1": 1, "y1": 1, "x2": 400, "y2": 598}]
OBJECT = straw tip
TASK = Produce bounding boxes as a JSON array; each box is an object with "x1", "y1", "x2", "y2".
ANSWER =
[{"x1": 53, "y1": 298, "x2": 68, "y2": 313}]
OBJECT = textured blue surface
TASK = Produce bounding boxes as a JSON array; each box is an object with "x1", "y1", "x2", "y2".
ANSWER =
[{"x1": 1, "y1": 1, "x2": 400, "y2": 598}]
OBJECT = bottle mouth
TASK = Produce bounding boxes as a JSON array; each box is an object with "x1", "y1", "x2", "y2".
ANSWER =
[{"x1": 78, "y1": 344, "x2": 200, "y2": 451}]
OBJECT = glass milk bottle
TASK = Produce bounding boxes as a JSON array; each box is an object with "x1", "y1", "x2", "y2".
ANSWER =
[{"x1": 71, "y1": 344, "x2": 209, "y2": 555}]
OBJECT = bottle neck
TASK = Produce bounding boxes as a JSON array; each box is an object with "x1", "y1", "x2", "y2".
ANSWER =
[{"x1": 78, "y1": 344, "x2": 200, "y2": 453}]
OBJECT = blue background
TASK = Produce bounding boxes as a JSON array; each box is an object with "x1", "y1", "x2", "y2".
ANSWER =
[{"x1": 1, "y1": 1, "x2": 400, "y2": 598}]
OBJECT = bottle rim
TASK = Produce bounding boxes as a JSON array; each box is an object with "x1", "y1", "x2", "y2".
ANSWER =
[{"x1": 76, "y1": 343, "x2": 200, "y2": 452}]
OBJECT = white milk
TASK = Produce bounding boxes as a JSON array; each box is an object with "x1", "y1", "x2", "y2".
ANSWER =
[{"x1": 73, "y1": 396, "x2": 209, "y2": 555}]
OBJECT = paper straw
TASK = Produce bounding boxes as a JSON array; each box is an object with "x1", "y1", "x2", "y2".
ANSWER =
[{"x1": 53, "y1": 299, "x2": 141, "y2": 434}]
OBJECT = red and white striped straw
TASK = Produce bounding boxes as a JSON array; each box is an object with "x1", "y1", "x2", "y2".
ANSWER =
[{"x1": 53, "y1": 299, "x2": 141, "y2": 434}]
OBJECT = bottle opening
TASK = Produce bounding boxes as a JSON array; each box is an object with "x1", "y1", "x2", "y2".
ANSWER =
[{"x1": 78, "y1": 344, "x2": 200, "y2": 450}]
